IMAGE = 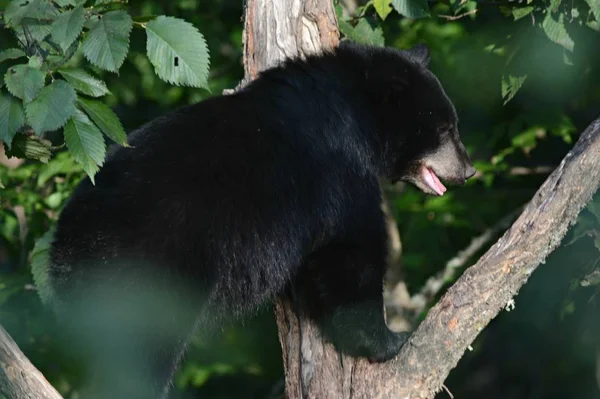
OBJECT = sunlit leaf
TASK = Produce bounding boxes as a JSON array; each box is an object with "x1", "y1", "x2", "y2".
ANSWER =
[
  {"x1": 145, "y1": 16, "x2": 210, "y2": 88},
  {"x1": 501, "y1": 74, "x2": 527, "y2": 104},
  {"x1": 542, "y1": 12, "x2": 574, "y2": 51},
  {"x1": 585, "y1": 0, "x2": 600, "y2": 20},
  {"x1": 37, "y1": 151, "x2": 83, "y2": 186},
  {"x1": 373, "y1": 0, "x2": 393, "y2": 20},
  {"x1": 391, "y1": 0, "x2": 430, "y2": 18},
  {"x1": 512, "y1": 6, "x2": 534, "y2": 20},
  {"x1": 341, "y1": 19, "x2": 384, "y2": 47}
]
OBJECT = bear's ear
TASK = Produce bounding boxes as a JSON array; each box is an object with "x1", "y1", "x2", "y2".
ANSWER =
[{"x1": 407, "y1": 44, "x2": 430, "y2": 66}]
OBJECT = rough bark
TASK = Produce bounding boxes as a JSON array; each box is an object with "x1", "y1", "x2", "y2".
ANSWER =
[
  {"x1": 0, "y1": 325, "x2": 63, "y2": 399},
  {"x1": 242, "y1": 0, "x2": 339, "y2": 84},
  {"x1": 240, "y1": 2, "x2": 600, "y2": 398}
]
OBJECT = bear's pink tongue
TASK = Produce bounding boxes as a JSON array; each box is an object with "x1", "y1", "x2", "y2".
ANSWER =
[{"x1": 421, "y1": 165, "x2": 446, "y2": 196}]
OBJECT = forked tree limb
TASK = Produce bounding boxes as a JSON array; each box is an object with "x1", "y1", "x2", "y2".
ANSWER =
[
  {"x1": 349, "y1": 118, "x2": 600, "y2": 398},
  {"x1": 275, "y1": 117, "x2": 600, "y2": 398},
  {"x1": 0, "y1": 325, "x2": 63, "y2": 399},
  {"x1": 239, "y1": 1, "x2": 600, "y2": 398}
]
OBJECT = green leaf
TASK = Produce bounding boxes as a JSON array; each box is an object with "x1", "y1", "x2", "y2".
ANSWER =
[
  {"x1": 78, "y1": 97, "x2": 128, "y2": 146},
  {"x1": 51, "y1": 6, "x2": 86, "y2": 52},
  {"x1": 501, "y1": 74, "x2": 527, "y2": 104},
  {"x1": 584, "y1": 0, "x2": 600, "y2": 20},
  {"x1": 512, "y1": 6, "x2": 534, "y2": 20},
  {"x1": 511, "y1": 126, "x2": 540, "y2": 150},
  {"x1": 25, "y1": 80, "x2": 77, "y2": 134},
  {"x1": 0, "y1": 49, "x2": 26, "y2": 63},
  {"x1": 5, "y1": 134, "x2": 53, "y2": 163},
  {"x1": 341, "y1": 19, "x2": 385, "y2": 47},
  {"x1": 0, "y1": 176, "x2": 4, "y2": 189},
  {"x1": 30, "y1": 227, "x2": 57, "y2": 307},
  {"x1": 581, "y1": 270, "x2": 600, "y2": 287},
  {"x1": 550, "y1": 0, "x2": 562, "y2": 12},
  {"x1": 542, "y1": 12, "x2": 574, "y2": 51},
  {"x1": 59, "y1": 68, "x2": 110, "y2": 97},
  {"x1": 0, "y1": 94, "x2": 25, "y2": 148},
  {"x1": 54, "y1": 0, "x2": 83, "y2": 6},
  {"x1": 354, "y1": 19, "x2": 385, "y2": 46},
  {"x1": 4, "y1": 64, "x2": 46, "y2": 103},
  {"x1": 145, "y1": 16, "x2": 210, "y2": 88},
  {"x1": 82, "y1": 11, "x2": 133, "y2": 72},
  {"x1": 28, "y1": 55, "x2": 43, "y2": 69},
  {"x1": 338, "y1": 19, "x2": 355, "y2": 39},
  {"x1": 37, "y1": 151, "x2": 82, "y2": 186},
  {"x1": 64, "y1": 109, "x2": 106, "y2": 182},
  {"x1": 374, "y1": 0, "x2": 393, "y2": 20},
  {"x1": 391, "y1": 0, "x2": 430, "y2": 18},
  {"x1": 4, "y1": 0, "x2": 58, "y2": 27},
  {"x1": 587, "y1": 20, "x2": 600, "y2": 31}
]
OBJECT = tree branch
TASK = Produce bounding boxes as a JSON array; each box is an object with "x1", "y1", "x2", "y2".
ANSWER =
[
  {"x1": 0, "y1": 325, "x2": 63, "y2": 399},
  {"x1": 404, "y1": 206, "x2": 522, "y2": 323}
]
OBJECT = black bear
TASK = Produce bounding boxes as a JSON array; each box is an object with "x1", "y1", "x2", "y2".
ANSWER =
[{"x1": 48, "y1": 41, "x2": 475, "y2": 398}]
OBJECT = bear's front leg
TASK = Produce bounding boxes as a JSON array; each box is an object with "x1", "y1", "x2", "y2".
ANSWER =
[{"x1": 296, "y1": 243, "x2": 409, "y2": 362}]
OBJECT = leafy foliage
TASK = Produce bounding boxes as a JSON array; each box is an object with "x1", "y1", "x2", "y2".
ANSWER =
[
  {"x1": 0, "y1": 0, "x2": 211, "y2": 182},
  {"x1": 145, "y1": 16, "x2": 210, "y2": 88}
]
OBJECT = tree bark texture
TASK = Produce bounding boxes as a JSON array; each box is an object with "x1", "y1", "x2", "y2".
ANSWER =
[
  {"x1": 0, "y1": 325, "x2": 63, "y2": 399},
  {"x1": 240, "y1": 1, "x2": 600, "y2": 398}
]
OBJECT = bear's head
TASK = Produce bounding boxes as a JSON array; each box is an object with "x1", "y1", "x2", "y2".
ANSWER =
[{"x1": 347, "y1": 42, "x2": 476, "y2": 195}]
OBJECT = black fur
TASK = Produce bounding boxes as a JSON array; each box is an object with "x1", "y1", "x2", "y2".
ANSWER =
[{"x1": 48, "y1": 42, "x2": 474, "y2": 398}]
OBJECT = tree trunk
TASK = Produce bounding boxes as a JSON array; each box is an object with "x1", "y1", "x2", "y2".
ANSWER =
[{"x1": 239, "y1": 1, "x2": 600, "y2": 398}]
